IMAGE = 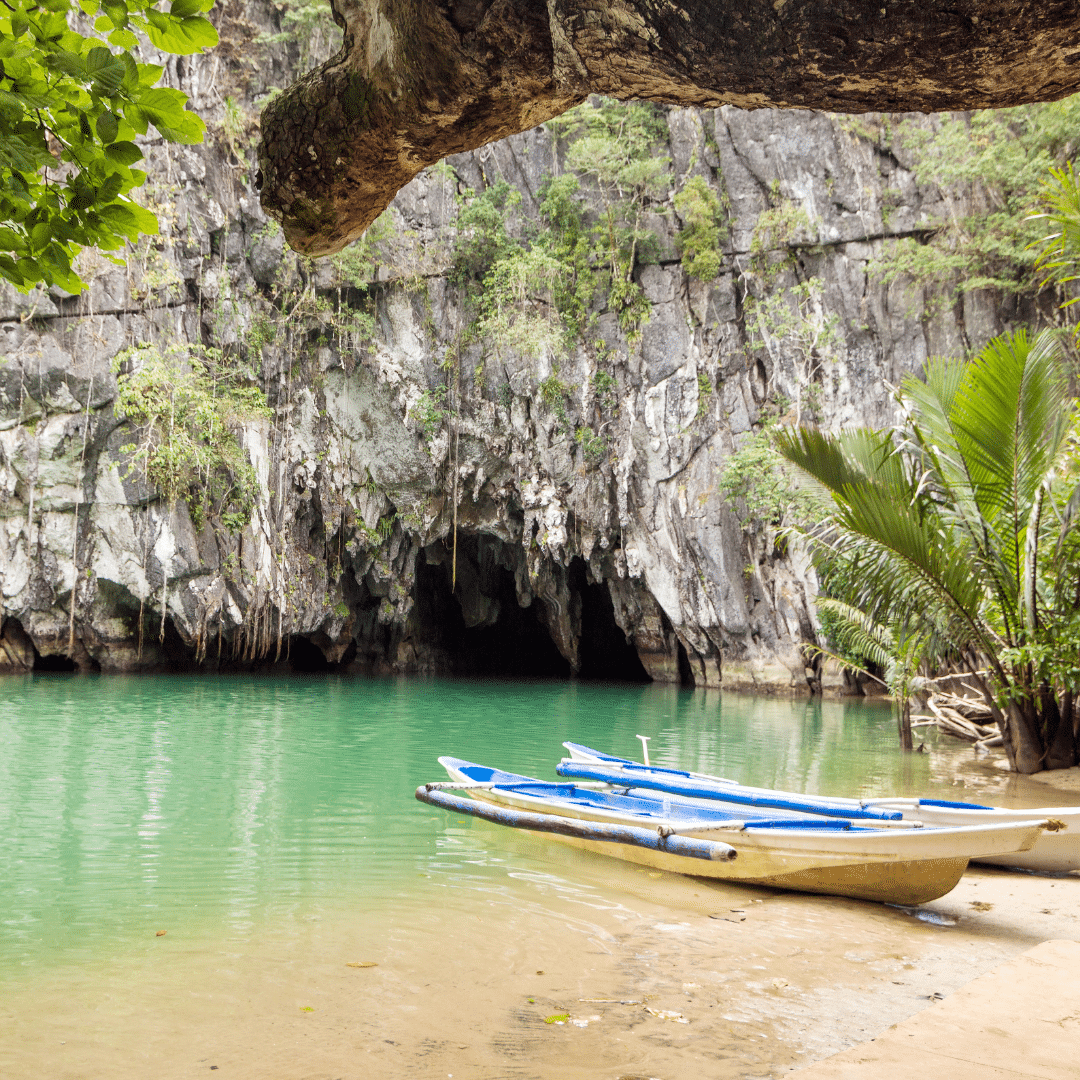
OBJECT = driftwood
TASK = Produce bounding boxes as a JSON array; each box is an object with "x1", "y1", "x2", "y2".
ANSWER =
[{"x1": 924, "y1": 695, "x2": 999, "y2": 745}]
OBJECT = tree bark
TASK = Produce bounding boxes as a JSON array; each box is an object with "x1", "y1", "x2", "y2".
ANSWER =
[
  {"x1": 1009, "y1": 699, "x2": 1046, "y2": 775},
  {"x1": 1046, "y1": 689, "x2": 1078, "y2": 771},
  {"x1": 898, "y1": 698, "x2": 913, "y2": 751},
  {"x1": 257, "y1": 0, "x2": 1080, "y2": 256}
]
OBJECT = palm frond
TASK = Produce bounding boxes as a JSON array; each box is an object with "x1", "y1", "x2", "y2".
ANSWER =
[{"x1": 815, "y1": 598, "x2": 895, "y2": 671}]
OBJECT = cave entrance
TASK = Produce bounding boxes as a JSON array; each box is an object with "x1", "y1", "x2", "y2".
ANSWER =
[
  {"x1": 570, "y1": 559, "x2": 651, "y2": 683},
  {"x1": 413, "y1": 537, "x2": 571, "y2": 679},
  {"x1": 285, "y1": 635, "x2": 334, "y2": 673},
  {"x1": 411, "y1": 539, "x2": 652, "y2": 683},
  {"x1": 33, "y1": 652, "x2": 77, "y2": 672},
  {"x1": 676, "y1": 637, "x2": 694, "y2": 688}
]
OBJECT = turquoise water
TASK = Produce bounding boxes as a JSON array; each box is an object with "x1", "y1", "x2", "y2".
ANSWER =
[{"x1": 0, "y1": 675, "x2": 928, "y2": 975}]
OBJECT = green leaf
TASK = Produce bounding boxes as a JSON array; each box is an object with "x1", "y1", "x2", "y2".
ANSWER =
[
  {"x1": 29, "y1": 222, "x2": 51, "y2": 250},
  {"x1": 108, "y1": 28, "x2": 139, "y2": 48},
  {"x1": 103, "y1": 1, "x2": 129, "y2": 29},
  {"x1": 95, "y1": 110, "x2": 119, "y2": 143},
  {"x1": 144, "y1": 12, "x2": 218, "y2": 54},
  {"x1": 137, "y1": 62, "x2": 165, "y2": 87},
  {"x1": 86, "y1": 46, "x2": 126, "y2": 93},
  {"x1": 0, "y1": 225, "x2": 27, "y2": 253},
  {"x1": 48, "y1": 263, "x2": 85, "y2": 294},
  {"x1": 137, "y1": 88, "x2": 205, "y2": 143},
  {"x1": 48, "y1": 50, "x2": 87, "y2": 80},
  {"x1": 104, "y1": 139, "x2": 142, "y2": 166},
  {"x1": 99, "y1": 199, "x2": 158, "y2": 237},
  {"x1": 169, "y1": 0, "x2": 204, "y2": 18}
]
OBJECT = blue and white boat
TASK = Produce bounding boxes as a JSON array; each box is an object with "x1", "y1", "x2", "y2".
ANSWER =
[
  {"x1": 417, "y1": 757, "x2": 1051, "y2": 904},
  {"x1": 558, "y1": 742, "x2": 1080, "y2": 873}
]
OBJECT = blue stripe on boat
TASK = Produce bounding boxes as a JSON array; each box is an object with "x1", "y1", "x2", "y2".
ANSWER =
[
  {"x1": 440, "y1": 758, "x2": 876, "y2": 833},
  {"x1": 918, "y1": 798, "x2": 993, "y2": 810},
  {"x1": 562, "y1": 743, "x2": 996, "y2": 815},
  {"x1": 556, "y1": 760, "x2": 906, "y2": 821}
]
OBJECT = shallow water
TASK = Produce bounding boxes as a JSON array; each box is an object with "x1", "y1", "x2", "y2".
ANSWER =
[
  {"x1": 1, "y1": 674, "x2": 1076, "y2": 1079},
  {"x1": 0, "y1": 674, "x2": 923, "y2": 970}
]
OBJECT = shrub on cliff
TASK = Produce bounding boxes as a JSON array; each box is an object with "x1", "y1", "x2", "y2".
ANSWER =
[{"x1": 112, "y1": 343, "x2": 271, "y2": 533}]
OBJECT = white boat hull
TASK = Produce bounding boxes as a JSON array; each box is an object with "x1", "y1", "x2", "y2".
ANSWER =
[
  {"x1": 564, "y1": 746, "x2": 1080, "y2": 874},
  {"x1": 870, "y1": 803, "x2": 1080, "y2": 872},
  {"x1": 441, "y1": 762, "x2": 1047, "y2": 904}
]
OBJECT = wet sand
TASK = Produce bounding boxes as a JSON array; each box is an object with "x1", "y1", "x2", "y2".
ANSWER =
[{"x1": 3, "y1": 757, "x2": 1078, "y2": 1080}]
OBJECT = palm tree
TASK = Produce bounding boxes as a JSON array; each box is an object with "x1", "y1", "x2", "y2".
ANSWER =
[{"x1": 776, "y1": 329, "x2": 1080, "y2": 773}]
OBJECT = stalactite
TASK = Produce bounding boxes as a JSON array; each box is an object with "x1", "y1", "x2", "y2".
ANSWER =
[
  {"x1": 68, "y1": 375, "x2": 95, "y2": 655},
  {"x1": 451, "y1": 362, "x2": 460, "y2": 591}
]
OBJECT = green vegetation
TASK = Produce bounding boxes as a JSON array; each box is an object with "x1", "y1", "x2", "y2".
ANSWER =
[
  {"x1": 1032, "y1": 161, "x2": 1080, "y2": 330},
  {"x1": 808, "y1": 593, "x2": 930, "y2": 749},
  {"x1": 674, "y1": 176, "x2": 724, "y2": 281},
  {"x1": 574, "y1": 424, "x2": 606, "y2": 462},
  {"x1": 409, "y1": 385, "x2": 449, "y2": 441},
  {"x1": 440, "y1": 98, "x2": 675, "y2": 430},
  {"x1": 0, "y1": 0, "x2": 216, "y2": 292},
  {"x1": 591, "y1": 369, "x2": 619, "y2": 412},
  {"x1": 748, "y1": 191, "x2": 814, "y2": 282},
  {"x1": 539, "y1": 372, "x2": 573, "y2": 432},
  {"x1": 777, "y1": 330, "x2": 1080, "y2": 773},
  {"x1": 557, "y1": 99, "x2": 669, "y2": 341},
  {"x1": 718, "y1": 423, "x2": 823, "y2": 532},
  {"x1": 695, "y1": 370, "x2": 713, "y2": 420},
  {"x1": 259, "y1": 0, "x2": 341, "y2": 74},
  {"x1": 870, "y1": 99, "x2": 1080, "y2": 300},
  {"x1": 450, "y1": 180, "x2": 521, "y2": 286},
  {"x1": 112, "y1": 343, "x2": 271, "y2": 532}
]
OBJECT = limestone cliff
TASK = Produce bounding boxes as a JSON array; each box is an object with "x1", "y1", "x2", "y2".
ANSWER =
[{"x1": 0, "y1": 0, "x2": 1050, "y2": 686}]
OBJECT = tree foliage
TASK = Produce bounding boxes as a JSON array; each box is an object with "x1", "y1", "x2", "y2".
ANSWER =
[
  {"x1": 441, "y1": 98, "x2": 674, "y2": 431},
  {"x1": 1031, "y1": 161, "x2": 1080, "y2": 329},
  {"x1": 718, "y1": 422, "x2": 824, "y2": 531},
  {"x1": 0, "y1": 0, "x2": 215, "y2": 292},
  {"x1": 777, "y1": 329, "x2": 1080, "y2": 773}
]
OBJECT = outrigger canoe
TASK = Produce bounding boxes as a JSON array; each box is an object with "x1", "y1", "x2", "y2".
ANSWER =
[
  {"x1": 418, "y1": 757, "x2": 1051, "y2": 904},
  {"x1": 558, "y1": 742, "x2": 1080, "y2": 873}
]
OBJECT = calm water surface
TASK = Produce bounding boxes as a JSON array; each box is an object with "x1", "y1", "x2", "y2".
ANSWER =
[{"x1": 0, "y1": 673, "x2": 940, "y2": 976}]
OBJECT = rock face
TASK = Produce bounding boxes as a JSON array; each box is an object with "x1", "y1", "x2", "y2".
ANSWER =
[
  {"x1": 256, "y1": 0, "x2": 1080, "y2": 254},
  {"x1": 0, "y1": 0, "x2": 1051, "y2": 686}
]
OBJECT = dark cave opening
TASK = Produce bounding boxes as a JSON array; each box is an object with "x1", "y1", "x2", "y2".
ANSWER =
[
  {"x1": 570, "y1": 559, "x2": 651, "y2": 683},
  {"x1": 285, "y1": 635, "x2": 333, "y2": 673},
  {"x1": 411, "y1": 538, "x2": 653, "y2": 683},
  {"x1": 676, "y1": 637, "x2": 694, "y2": 688},
  {"x1": 413, "y1": 541, "x2": 572, "y2": 678},
  {"x1": 33, "y1": 652, "x2": 77, "y2": 672}
]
